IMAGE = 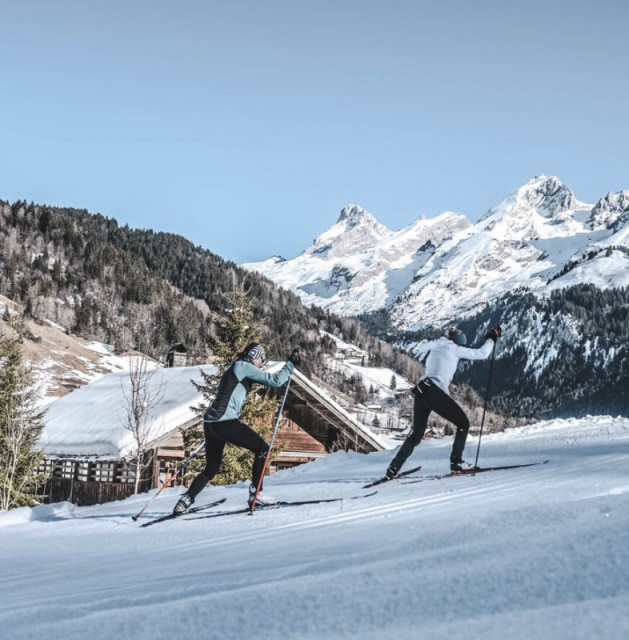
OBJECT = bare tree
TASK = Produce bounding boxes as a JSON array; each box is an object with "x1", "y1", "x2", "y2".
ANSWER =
[{"x1": 121, "y1": 356, "x2": 165, "y2": 494}]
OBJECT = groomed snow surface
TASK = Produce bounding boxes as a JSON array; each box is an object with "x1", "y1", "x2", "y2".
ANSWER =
[{"x1": 2, "y1": 416, "x2": 628, "y2": 640}]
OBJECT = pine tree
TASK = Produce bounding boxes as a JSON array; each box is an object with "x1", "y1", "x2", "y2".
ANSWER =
[
  {"x1": 183, "y1": 288, "x2": 281, "y2": 485},
  {"x1": 0, "y1": 332, "x2": 47, "y2": 510}
]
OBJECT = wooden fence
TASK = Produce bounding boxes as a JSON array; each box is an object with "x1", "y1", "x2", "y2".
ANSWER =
[{"x1": 44, "y1": 477, "x2": 151, "y2": 507}]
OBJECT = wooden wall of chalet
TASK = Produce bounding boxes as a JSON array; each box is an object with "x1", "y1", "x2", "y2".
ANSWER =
[
  {"x1": 274, "y1": 418, "x2": 327, "y2": 453},
  {"x1": 271, "y1": 413, "x2": 327, "y2": 472},
  {"x1": 286, "y1": 402, "x2": 342, "y2": 450}
]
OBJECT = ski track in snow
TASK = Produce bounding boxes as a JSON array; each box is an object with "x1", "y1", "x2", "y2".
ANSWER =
[{"x1": 1, "y1": 417, "x2": 629, "y2": 640}]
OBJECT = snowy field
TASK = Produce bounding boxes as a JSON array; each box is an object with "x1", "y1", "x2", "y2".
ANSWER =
[{"x1": 1, "y1": 416, "x2": 628, "y2": 640}]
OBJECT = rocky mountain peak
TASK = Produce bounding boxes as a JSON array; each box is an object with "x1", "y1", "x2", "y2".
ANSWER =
[
  {"x1": 243, "y1": 176, "x2": 629, "y2": 331},
  {"x1": 517, "y1": 175, "x2": 578, "y2": 217},
  {"x1": 337, "y1": 204, "x2": 377, "y2": 227},
  {"x1": 588, "y1": 191, "x2": 629, "y2": 230},
  {"x1": 307, "y1": 205, "x2": 389, "y2": 259}
]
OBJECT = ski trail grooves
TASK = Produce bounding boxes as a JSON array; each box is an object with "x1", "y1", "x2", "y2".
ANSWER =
[
  {"x1": 267, "y1": 474, "x2": 538, "y2": 532},
  {"x1": 181, "y1": 471, "x2": 546, "y2": 552}
]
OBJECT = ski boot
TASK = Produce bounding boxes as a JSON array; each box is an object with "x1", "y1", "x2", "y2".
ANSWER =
[
  {"x1": 450, "y1": 460, "x2": 474, "y2": 474},
  {"x1": 248, "y1": 485, "x2": 278, "y2": 508},
  {"x1": 384, "y1": 462, "x2": 400, "y2": 481},
  {"x1": 173, "y1": 492, "x2": 194, "y2": 515}
]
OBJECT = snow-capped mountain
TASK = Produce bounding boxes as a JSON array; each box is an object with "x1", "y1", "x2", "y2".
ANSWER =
[
  {"x1": 244, "y1": 176, "x2": 629, "y2": 330},
  {"x1": 244, "y1": 205, "x2": 469, "y2": 318}
]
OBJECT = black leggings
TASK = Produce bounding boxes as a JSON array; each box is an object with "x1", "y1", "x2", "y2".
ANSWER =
[
  {"x1": 390, "y1": 378, "x2": 470, "y2": 471},
  {"x1": 186, "y1": 419, "x2": 269, "y2": 500}
]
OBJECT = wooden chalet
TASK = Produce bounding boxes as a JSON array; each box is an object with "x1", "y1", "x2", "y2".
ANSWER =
[
  {"x1": 39, "y1": 364, "x2": 215, "y2": 507},
  {"x1": 269, "y1": 367, "x2": 387, "y2": 473}
]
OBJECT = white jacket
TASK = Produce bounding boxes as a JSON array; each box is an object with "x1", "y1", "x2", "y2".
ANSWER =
[{"x1": 420, "y1": 336, "x2": 494, "y2": 394}]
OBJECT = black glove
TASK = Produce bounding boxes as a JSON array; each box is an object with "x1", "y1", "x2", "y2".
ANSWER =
[
  {"x1": 486, "y1": 325, "x2": 502, "y2": 342},
  {"x1": 288, "y1": 348, "x2": 302, "y2": 366}
]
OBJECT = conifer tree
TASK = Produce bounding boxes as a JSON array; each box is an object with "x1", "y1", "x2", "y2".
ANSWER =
[
  {"x1": 0, "y1": 332, "x2": 47, "y2": 510},
  {"x1": 183, "y1": 288, "x2": 280, "y2": 485}
]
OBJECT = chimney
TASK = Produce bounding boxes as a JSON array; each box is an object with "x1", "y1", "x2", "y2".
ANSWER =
[{"x1": 166, "y1": 343, "x2": 188, "y2": 368}]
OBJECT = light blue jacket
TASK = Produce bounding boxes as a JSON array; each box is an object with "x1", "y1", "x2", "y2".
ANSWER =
[{"x1": 204, "y1": 359, "x2": 294, "y2": 423}]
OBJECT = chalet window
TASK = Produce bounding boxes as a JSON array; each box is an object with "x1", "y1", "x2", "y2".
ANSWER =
[
  {"x1": 116, "y1": 464, "x2": 135, "y2": 484},
  {"x1": 59, "y1": 460, "x2": 76, "y2": 479},
  {"x1": 158, "y1": 459, "x2": 175, "y2": 478},
  {"x1": 76, "y1": 462, "x2": 91, "y2": 482},
  {"x1": 92, "y1": 462, "x2": 116, "y2": 483},
  {"x1": 38, "y1": 459, "x2": 56, "y2": 476}
]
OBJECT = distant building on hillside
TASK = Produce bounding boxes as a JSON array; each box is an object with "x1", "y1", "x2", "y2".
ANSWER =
[
  {"x1": 39, "y1": 364, "x2": 389, "y2": 507},
  {"x1": 334, "y1": 345, "x2": 366, "y2": 360}
]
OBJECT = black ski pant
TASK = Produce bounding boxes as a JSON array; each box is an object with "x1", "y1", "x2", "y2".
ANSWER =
[
  {"x1": 186, "y1": 419, "x2": 269, "y2": 500},
  {"x1": 389, "y1": 378, "x2": 470, "y2": 472}
]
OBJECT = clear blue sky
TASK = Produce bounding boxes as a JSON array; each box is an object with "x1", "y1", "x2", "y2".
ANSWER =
[{"x1": 1, "y1": 0, "x2": 627, "y2": 263}]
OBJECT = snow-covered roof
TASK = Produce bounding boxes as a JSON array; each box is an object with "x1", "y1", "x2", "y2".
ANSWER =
[{"x1": 40, "y1": 365, "x2": 215, "y2": 459}]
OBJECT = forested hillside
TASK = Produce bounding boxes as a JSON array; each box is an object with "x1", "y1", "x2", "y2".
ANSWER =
[
  {"x1": 0, "y1": 200, "x2": 417, "y2": 381},
  {"x1": 361, "y1": 286, "x2": 629, "y2": 419},
  {"x1": 456, "y1": 286, "x2": 629, "y2": 418}
]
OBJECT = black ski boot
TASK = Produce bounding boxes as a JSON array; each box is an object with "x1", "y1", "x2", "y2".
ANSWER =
[
  {"x1": 384, "y1": 462, "x2": 400, "y2": 481},
  {"x1": 173, "y1": 493, "x2": 194, "y2": 515}
]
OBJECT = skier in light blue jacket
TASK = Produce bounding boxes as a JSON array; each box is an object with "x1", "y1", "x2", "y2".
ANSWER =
[{"x1": 173, "y1": 343, "x2": 300, "y2": 514}]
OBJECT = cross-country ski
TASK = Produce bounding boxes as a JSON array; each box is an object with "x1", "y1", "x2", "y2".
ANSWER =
[
  {"x1": 362, "y1": 464, "x2": 422, "y2": 488},
  {"x1": 400, "y1": 459, "x2": 550, "y2": 484},
  {"x1": 139, "y1": 497, "x2": 227, "y2": 528},
  {"x1": 186, "y1": 491, "x2": 377, "y2": 521}
]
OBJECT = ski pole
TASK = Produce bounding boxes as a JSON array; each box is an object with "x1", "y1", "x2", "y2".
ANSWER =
[
  {"x1": 131, "y1": 439, "x2": 205, "y2": 521},
  {"x1": 473, "y1": 339, "x2": 497, "y2": 472},
  {"x1": 248, "y1": 373, "x2": 293, "y2": 514}
]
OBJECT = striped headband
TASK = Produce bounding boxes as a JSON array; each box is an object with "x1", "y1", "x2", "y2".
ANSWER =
[{"x1": 247, "y1": 344, "x2": 266, "y2": 362}]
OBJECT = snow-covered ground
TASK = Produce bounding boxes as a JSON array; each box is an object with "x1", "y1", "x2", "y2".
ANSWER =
[{"x1": 1, "y1": 416, "x2": 628, "y2": 640}]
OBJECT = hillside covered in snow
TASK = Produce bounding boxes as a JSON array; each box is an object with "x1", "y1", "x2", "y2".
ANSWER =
[{"x1": 1, "y1": 415, "x2": 628, "y2": 640}]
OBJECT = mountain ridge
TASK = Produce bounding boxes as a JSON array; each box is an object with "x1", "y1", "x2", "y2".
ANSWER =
[{"x1": 244, "y1": 175, "x2": 629, "y2": 330}]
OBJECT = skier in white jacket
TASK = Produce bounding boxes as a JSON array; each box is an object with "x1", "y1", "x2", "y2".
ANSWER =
[{"x1": 385, "y1": 325, "x2": 501, "y2": 477}]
